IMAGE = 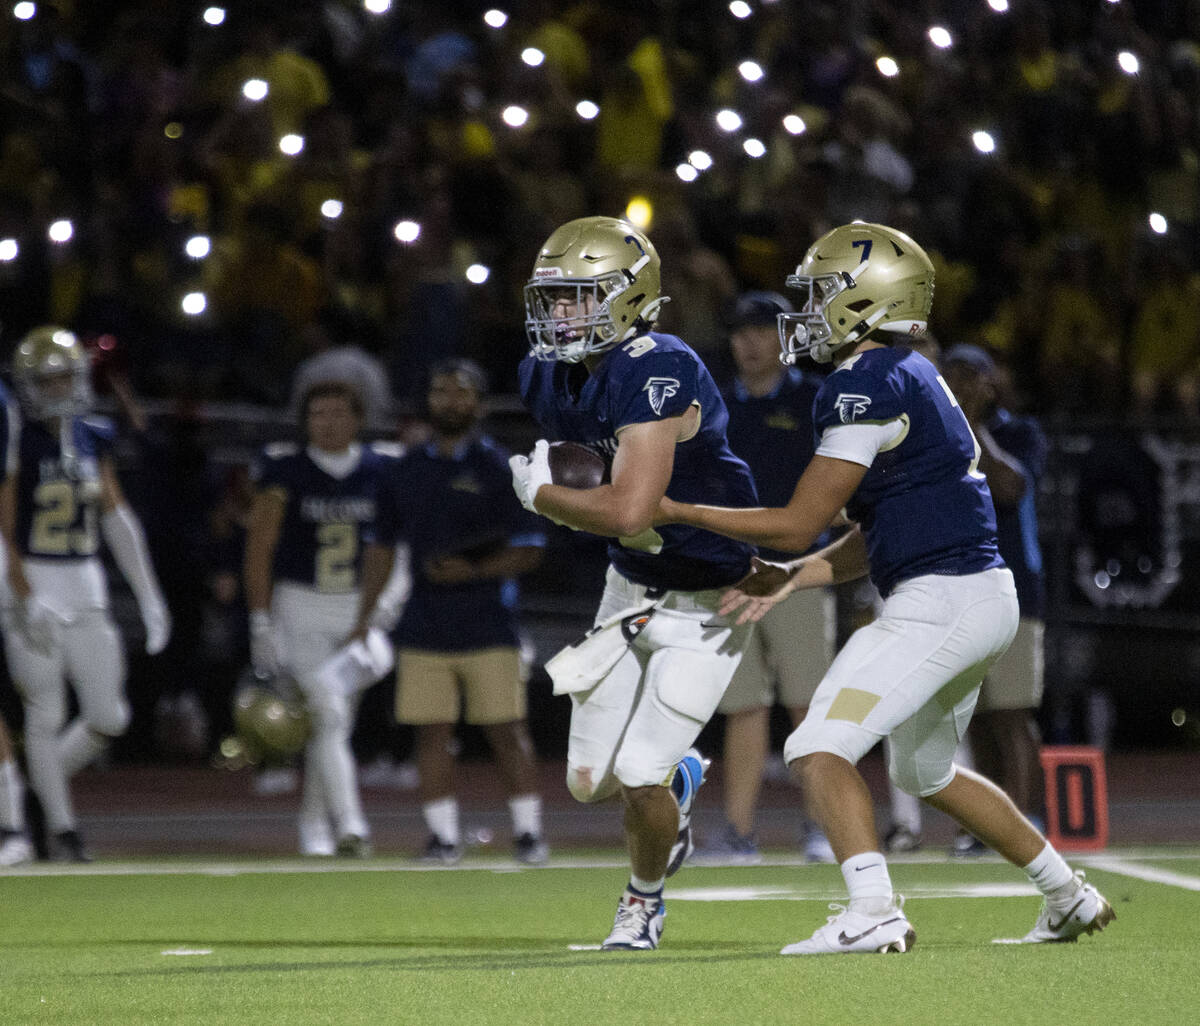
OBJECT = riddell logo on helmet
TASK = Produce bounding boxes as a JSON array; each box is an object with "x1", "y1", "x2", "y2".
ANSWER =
[
  {"x1": 908, "y1": 323, "x2": 922, "y2": 335},
  {"x1": 534, "y1": 267, "x2": 563, "y2": 278}
]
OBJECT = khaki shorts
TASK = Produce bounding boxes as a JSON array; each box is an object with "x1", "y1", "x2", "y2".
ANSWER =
[
  {"x1": 396, "y1": 647, "x2": 525, "y2": 725},
  {"x1": 976, "y1": 616, "x2": 1044, "y2": 712},
  {"x1": 718, "y1": 587, "x2": 835, "y2": 714}
]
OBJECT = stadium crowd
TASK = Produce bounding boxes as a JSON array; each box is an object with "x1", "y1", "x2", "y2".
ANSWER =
[{"x1": 0, "y1": 0, "x2": 1197, "y2": 421}]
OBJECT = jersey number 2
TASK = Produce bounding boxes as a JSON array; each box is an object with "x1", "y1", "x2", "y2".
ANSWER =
[
  {"x1": 315, "y1": 522, "x2": 357, "y2": 592},
  {"x1": 30, "y1": 481, "x2": 98, "y2": 556}
]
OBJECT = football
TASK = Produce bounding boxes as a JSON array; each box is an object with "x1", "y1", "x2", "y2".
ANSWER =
[{"x1": 548, "y1": 441, "x2": 608, "y2": 489}]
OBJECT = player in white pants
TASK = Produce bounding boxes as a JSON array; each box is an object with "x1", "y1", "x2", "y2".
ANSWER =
[
  {"x1": 2, "y1": 326, "x2": 170, "y2": 862},
  {"x1": 245, "y1": 381, "x2": 406, "y2": 856}
]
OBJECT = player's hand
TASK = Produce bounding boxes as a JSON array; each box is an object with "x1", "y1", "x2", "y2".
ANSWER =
[
  {"x1": 12, "y1": 594, "x2": 58, "y2": 656},
  {"x1": 509, "y1": 439, "x2": 553, "y2": 514},
  {"x1": 249, "y1": 610, "x2": 280, "y2": 674},
  {"x1": 718, "y1": 557, "x2": 803, "y2": 625},
  {"x1": 424, "y1": 555, "x2": 476, "y2": 585},
  {"x1": 142, "y1": 598, "x2": 172, "y2": 655}
]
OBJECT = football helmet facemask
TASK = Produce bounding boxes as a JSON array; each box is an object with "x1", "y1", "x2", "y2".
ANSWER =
[
  {"x1": 13, "y1": 325, "x2": 94, "y2": 419},
  {"x1": 525, "y1": 216, "x2": 668, "y2": 363},
  {"x1": 778, "y1": 223, "x2": 934, "y2": 365},
  {"x1": 231, "y1": 668, "x2": 310, "y2": 763}
]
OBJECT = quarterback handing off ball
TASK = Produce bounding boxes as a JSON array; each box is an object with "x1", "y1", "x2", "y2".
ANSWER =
[{"x1": 548, "y1": 441, "x2": 608, "y2": 489}]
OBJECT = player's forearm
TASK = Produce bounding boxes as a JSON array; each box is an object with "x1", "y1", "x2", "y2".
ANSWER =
[
  {"x1": 808, "y1": 526, "x2": 869, "y2": 584},
  {"x1": 242, "y1": 544, "x2": 275, "y2": 613},
  {"x1": 668, "y1": 501, "x2": 824, "y2": 554},
  {"x1": 353, "y1": 542, "x2": 395, "y2": 630},
  {"x1": 535, "y1": 483, "x2": 656, "y2": 538},
  {"x1": 473, "y1": 544, "x2": 544, "y2": 579},
  {"x1": 975, "y1": 425, "x2": 1028, "y2": 507}
]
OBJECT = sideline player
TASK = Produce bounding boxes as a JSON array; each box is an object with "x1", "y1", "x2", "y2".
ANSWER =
[
  {"x1": 509, "y1": 216, "x2": 759, "y2": 949},
  {"x1": 245, "y1": 380, "x2": 403, "y2": 856},
  {"x1": 3, "y1": 326, "x2": 170, "y2": 861},
  {"x1": 660, "y1": 223, "x2": 1114, "y2": 952}
]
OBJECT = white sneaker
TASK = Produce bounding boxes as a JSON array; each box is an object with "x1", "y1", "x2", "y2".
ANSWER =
[
  {"x1": 803, "y1": 826, "x2": 837, "y2": 864},
  {"x1": 1015, "y1": 872, "x2": 1115, "y2": 943},
  {"x1": 781, "y1": 899, "x2": 916, "y2": 955},
  {"x1": 602, "y1": 888, "x2": 666, "y2": 950},
  {"x1": 0, "y1": 832, "x2": 33, "y2": 868}
]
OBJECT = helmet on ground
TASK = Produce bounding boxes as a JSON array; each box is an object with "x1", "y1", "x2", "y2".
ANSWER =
[
  {"x1": 524, "y1": 216, "x2": 668, "y2": 363},
  {"x1": 231, "y1": 668, "x2": 310, "y2": 763},
  {"x1": 13, "y1": 325, "x2": 93, "y2": 419},
  {"x1": 778, "y1": 222, "x2": 934, "y2": 365}
]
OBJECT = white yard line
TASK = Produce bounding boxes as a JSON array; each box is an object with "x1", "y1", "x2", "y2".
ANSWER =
[{"x1": 1079, "y1": 855, "x2": 1200, "y2": 891}]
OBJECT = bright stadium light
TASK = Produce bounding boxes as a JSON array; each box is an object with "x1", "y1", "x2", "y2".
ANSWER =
[
  {"x1": 202, "y1": 6, "x2": 225, "y2": 25},
  {"x1": 279, "y1": 133, "x2": 304, "y2": 155},
  {"x1": 185, "y1": 235, "x2": 211, "y2": 259},
  {"x1": 729, "y1": 1, "x2": 752, "y2": 18},
  {"x1": 1149, "y1": 212, "x2": 1168, "y2": 234},
  {"x1": 715, "y1": 108, "x2": 743, "y2": 132},
  {"x1": 625, "y1": 196, "x2": 653, "y2": 230},
  {"x1": 928, "y1": 26, "x2": 953, "y2": 49},
  {"x1": 521, "y1": 47, "x2": 545, "y2": 67},
  {"x1": 483, "y1": 9, "x2": 508, "y2": 28},
  {"x1": 783, "y1": 114, "x2": 807, "y2": 135},
  {"x1": 676, "y1": 163, "x2": 699, "y2": 182},
  {"x1": 0, "y1": 238, "x2": 18, "y2": 261},
  {"x1": 688, "y1": 150, "x2": 713, "y2": 170},
  {"x1": 393, "y1": 220, "x2": 421, "y2": 243},
  {"x1": 738, "y1": 60, "x2": 764, "y2": 83},
  {"x1": 988, "y1": 0, "x2": 1009, "y2": 11},
  {"x1": 48, "y1": 219, "x2": 73, "y2": 244},
  {"x1": 466, "y1": 263, "x2": 490, "y2": 284},
  {"x1": 363, "y1": 0, "x2": 391, "y2": 13},
  {"x1": 743, "y1": 137, "x2": 766, "y2": 158},
  {"x1": 181, "y1": 292, "x2": 207, "y2": 316},
  {"x1": 14, "y1": 2, "x2": 35, "y2": 20},
  {"x1": 321, "y1": 199, "x2": 344, "y2": 219},
  {"x1": 575, "y1": 100, "x2": 599, "y2": 120},
  {"x1": 972, "y1": 129, "x2": 996, "y2": 153},
  {"x1": 876, "y1": 55, "x2": 900, "y2": 78},
  {"x1": 1118, "y1": 51, "x2": 1140, "y2": 75},
  {"x1": 502, "y1": 105, "x2": 529, "y2": 127},
  {"x1": 242, "y1": 79, "x2": 268, "y2": 102}
]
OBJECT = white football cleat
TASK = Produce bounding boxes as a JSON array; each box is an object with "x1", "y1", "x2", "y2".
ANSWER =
[
  {"x1": 1016, "y1": 872, "x2": 1115, "y2": 943},
  {"x1": 781, "y1": 899, "x2": 916, "y2": 955},
  {"x1": 602, "y1": 888, "x2": 666, "y2": 950},
  {"x1": 0, "y1": 831, "x2": 33, "y2": 868}
]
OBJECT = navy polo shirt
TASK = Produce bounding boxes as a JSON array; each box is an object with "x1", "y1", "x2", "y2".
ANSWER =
[{"x1": 370, "y1": 435, "x2": 546, "y2": 652}]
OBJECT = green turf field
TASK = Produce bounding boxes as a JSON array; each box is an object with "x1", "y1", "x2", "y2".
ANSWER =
[{"x1": 1, "y1": 850, "x2": 1193, "y2": 1025}]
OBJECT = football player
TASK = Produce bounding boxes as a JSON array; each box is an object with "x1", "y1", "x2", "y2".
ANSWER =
[
  {"x1": 3, "y1": 326, "x2": 170, "y2": 862},
  {"x1": 244, "y1": 380, "x2": 405, "y2": 857},
  {"x1": 659, "y1": 223, "x2": 1114, "y2": 952},
  {"x1": 509, "y1": 216, "x2": 759, "y2": 949}
]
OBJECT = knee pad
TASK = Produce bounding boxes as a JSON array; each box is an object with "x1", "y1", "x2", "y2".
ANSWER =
[
  {"x1": 566, "y1": 763, "x2": 620, "y2": 803},
  {"x1": 300, "y1": 674, "x2": 352, "y2": 736},
  {"x1": 887, "y1": 750, "x2": 957, "y2": 798},
  {"x1": 783, "y1": 716, "x2": 875, "y2": 768}
]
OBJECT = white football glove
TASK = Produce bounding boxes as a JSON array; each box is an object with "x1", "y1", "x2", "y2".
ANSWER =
[
  {"x1": 509, "y1": 439, "x2": 553, "y2": 514},
  {"x1": 249, "y1": 610, "x2": 280, "y2": 675},
  {"x1": 141, "y1": 597, "x2": 172, "y2": 655},
  {"x1": 12, "y1": 595, "x2": 58, "y2": 657}
]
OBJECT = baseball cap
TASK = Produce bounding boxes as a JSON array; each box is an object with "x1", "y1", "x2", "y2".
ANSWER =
[
  {"x1": 942, "y1": 344, "x2": 997, "y2": 377},
  {"x1": 729, "y1": 290, "x2": 793, "y2": 330}
]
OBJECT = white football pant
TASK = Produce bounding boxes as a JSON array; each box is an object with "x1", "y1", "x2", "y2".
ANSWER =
[{"x1": 565, "y1": 566, "x2": 751, "y2": 803}]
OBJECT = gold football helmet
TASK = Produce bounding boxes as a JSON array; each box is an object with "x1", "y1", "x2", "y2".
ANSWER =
[
  {"x1": 525, "y1": 216, "x2": 668, "y2": 363},
  {"x1": 13, "y1": 325, "x2": 93, "y2": 419},
  {"x1": 232, "y1": 669, "x2": 310, "y2": 763},
  {"x1": 778, "y1": 222, "x2": 935, "y2": 365}
]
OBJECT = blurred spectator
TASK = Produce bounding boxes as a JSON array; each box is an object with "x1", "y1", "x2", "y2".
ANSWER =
[{"x1": 289, "y1": 307, "x2": 394, "y2": 432}]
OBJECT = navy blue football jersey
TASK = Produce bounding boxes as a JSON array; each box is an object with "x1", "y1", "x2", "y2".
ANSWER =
[
  {"x1": 15, "y1": 415, "x2": 114, "y2": 560},
  {"x1": 251, "y1": 442, "x2": 400, "y2": 592},
  {"x1": 813, "y1": 347, "x2": 1003, "y2": 596},
  {"x1": 369, "y1": 436, "x2": 546, "y2": 652},
  {"x1": 724, "y1": 367, "x2": 825, "y2": 560},
  {"x1": 988, "y1": 407, "x2": 1047, "y2": 618},
  {"x1": 520, "y1": 332, "x2": 757, "y2": 591}
]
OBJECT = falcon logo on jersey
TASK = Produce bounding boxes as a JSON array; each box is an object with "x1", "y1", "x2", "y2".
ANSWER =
[
  {"x1": 644, "y1": 377, "x2": 680, "y2": 416},
  {"x1": 835, "y1": 393, "x2": 872, "y2": 423}
]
